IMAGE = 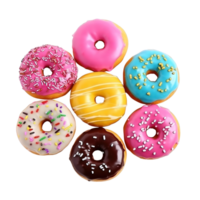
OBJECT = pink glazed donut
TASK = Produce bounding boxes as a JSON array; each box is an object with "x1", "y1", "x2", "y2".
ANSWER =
[
  {"x1": 124, "y1": 105, "x2": 180, "y2": 159},
  {"x1": 72, "y1": 19, "x2": 128, "y2": 72},
  {"x1": 19, "y1": 44, "x2": 78, "y2": 99}
]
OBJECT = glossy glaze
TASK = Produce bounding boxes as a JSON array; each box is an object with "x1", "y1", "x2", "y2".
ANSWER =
[
  {"x1": 69, "y1": 128, "x2": 125, "y2": 181},
  {"x1": 124, "y1": 105, "x2": 180, "y2": 159},
  {"x1": 70, "y1": 72, "x2": 127, "y2": 127},
  {"x1": 124, "y1": 50, "x2": 179, "y2": 103},
  {"x1": 16, "y1": 100, "x2": 76, "y2": 155},
  {"x1": 17, "y1": 44, "x2": 80, "y2": 97},
  {"x1": 72, "y1": 19, "x2": 128, "y2": 72}
]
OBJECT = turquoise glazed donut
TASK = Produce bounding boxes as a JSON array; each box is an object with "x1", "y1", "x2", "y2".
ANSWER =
[{"x1": 123, "y1": 50, "x2": 180, "y2": 104}]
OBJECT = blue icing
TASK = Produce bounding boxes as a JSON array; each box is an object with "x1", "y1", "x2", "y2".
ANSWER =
[{"x1": 125, "y1": 50, "x2": 179, "y2": 103}]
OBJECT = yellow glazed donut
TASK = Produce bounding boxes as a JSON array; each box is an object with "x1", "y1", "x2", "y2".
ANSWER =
[{"x1": 70, "y1": 72, "x2": 127, "y2": 127}]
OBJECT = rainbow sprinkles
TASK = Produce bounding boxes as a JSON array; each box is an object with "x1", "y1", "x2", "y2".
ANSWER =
[{"x1": 16, "y1": 100, "x2": 76, "y2": 155}]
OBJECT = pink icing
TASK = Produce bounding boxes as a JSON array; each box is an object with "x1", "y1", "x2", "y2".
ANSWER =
[
  {"x1": 19, "y1": 45, "x2": 78, "y2": 97},
  {"x1": 124, "y1": 105, "x2": 179, "y2": 159},
  {"x1": 72, "y1": 19, "x2": 125, "y2": 72}
]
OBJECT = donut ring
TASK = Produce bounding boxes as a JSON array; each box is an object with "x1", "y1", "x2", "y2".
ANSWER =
[
  {"x1": 69, "y1": 128, "x2": 127, "y2": 181},
  {"x1": 123, "y1": 50, "x2": 180, "y2": 104},
  {"x1": 16, "y1": 100, "x2": 76, "y2": 155},
  {"x1": 70, "y1": 72, "x2": 127, "y2": 127},
  {"x1": 72, "y1": 19, "x2": 128, "y2": 72},
  {"x1": 19, "y1": 44, "x2": 78, "y2": 99},
  {"x1": 124, "y1": 105, "x2": 180, "y2": 159}
]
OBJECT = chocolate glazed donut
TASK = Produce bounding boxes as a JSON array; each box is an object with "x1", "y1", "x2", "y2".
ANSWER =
[{"x1": 69, "y1": 128, "x2": 126, "y2": 181}]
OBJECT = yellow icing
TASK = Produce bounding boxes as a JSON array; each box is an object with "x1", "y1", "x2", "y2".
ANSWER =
[{"x1": 70, "y1": 72, "x2": 127, "y2": 127}]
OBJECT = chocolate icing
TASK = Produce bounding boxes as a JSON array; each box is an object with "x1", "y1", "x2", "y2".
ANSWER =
[{"x1": 69, "y1": 128, "x2": 125, "y2": 181}]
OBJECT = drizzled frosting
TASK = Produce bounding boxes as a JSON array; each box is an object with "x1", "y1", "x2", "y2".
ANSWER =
[
  {"x1": 124, "y1": 50, "x2": 179, "y2": 103},
  {"x1": 19, "y1": 45, "x2": 78, "y2": 97},
  {"x1": 16, "y1": 100, "x2": 76, "y2": 155},
  {"x1": 70, "y1": 72, "x2": 127, "y2": 127},
  {"x1": 72, "y1": 19, "x2": 127, "y2": 72},
  {"x1": 69, "y1": 128, "x2": 126, "y2": 181},
  {"x1": 124, "y1": 105, "x2": 180, "y2": 159}
]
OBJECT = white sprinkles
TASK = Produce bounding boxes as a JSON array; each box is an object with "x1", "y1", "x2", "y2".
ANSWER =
[{"x1": 126, "y1": 106, "x2": 178, "y2": 157}]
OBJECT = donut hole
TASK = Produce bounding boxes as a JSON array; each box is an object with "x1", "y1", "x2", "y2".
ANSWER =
[
  {"x1": 95, "y1": 96, "x2": 105, "y2": 104},
  {"x1": 43, "y1": 67, "x2": 53, "y2": 77},
  {"x1": 92, "y1": 150, "x2": 104, "y2": 161},
  {"x1": 42, "y1": 120, "x2": 52, "y2": 132},
  {"x1": 146, "y1": 128, "x2": 157, "y2": 138},
  {"x1": 146, "y1": 70, "x2": 158, "y2": 82},
  {"x1": 95, "y1": 41, "x2": 105, "y2": 50}
]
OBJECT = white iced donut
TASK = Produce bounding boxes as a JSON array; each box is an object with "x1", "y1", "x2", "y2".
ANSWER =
[{"x1": 16, "y1": 100, "x2": 76, "y2": 155}]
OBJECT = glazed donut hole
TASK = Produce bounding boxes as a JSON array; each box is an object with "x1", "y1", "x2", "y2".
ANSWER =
[
  {"x1": 95, "y1": 96, "x2": 105, "y2": 104},
  {"x1": 146, "y1": 70, "x2": 158, "y2": 82},
  {"x1": 39, "y1": 119, "x2": 52, "y2": 132},
  {"x1": 146, "y1": 128, "x2": 159, "y2": 140},
  {"x1": 92, "y1": 150, "x2": 104, "y2": 161},
  {"x1": 95, "y1": 40, "x2": 105, "y2": 50},
  {"x1": 43, "y1": 67, "x2": 53, "y2": 77}
]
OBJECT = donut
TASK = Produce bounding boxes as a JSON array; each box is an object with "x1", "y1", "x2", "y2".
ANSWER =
[
  {"x1": 72, "y1": 19, "x2": 128, "y2": 72},
  {"x1": 16, "y1": 100, "x2": 76, "y2": 155},
  {"x1": 124, "y1": 105, "x2": 180, "y2": 159},
  {"x1": 123, "y1": 50, "x2": 180, "y2": 104},
  {"x1": 70, "y1": 72, "x2": 127, "y2": 127},
  {"x1": 19, "y1": 44, "x2": 78, "y2": 99},
  {"x1": 69, "y1": 128, "x2": 127, "y2": 181}
]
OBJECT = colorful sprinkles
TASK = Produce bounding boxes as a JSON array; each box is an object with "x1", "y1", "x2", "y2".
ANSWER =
[{"x1": 16, "y1": 100, "x2": 75, "y2": 155}]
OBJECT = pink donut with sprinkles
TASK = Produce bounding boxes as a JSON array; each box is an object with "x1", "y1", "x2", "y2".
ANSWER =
[
  {"x1": 72, "y1": 19, "x2": 128, "y2": 72},
  {"x1": 19, "y1": 45, "x2": 78, "y2": 99},
  {"x1": 124, "y1": 105, "x2": 180, "y2": 159}
]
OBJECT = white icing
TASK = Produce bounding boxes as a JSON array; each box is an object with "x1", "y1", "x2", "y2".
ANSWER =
[{"x1": 15, "y1": 100, "x2": 78, "y2": 155}]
